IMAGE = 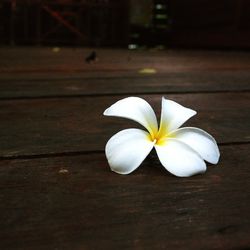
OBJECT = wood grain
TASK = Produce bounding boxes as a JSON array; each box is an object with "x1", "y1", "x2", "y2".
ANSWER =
[
  {"x1": 0, "y1": 71, "x2": 250, "y2": 99},
  {"x1": 0, "y1": 93, "x2": 249, "y2": 158},
  {"x1": 1, "y1": 48, "x2": 250, "y2": 78},
  {"x1": 0, "y1": 48, "x2": 249, "y2": 250},
  {"x1": 0, "y1": 144, "x2": 249, "y2": 250}
]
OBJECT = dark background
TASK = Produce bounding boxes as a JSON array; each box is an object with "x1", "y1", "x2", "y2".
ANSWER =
[{"x1": 1, "y1": 0, "x2": 250, "y2": 49}]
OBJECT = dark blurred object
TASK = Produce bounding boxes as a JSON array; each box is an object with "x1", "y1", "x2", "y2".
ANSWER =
[
  {"x1": 1, "y1": 0, "x2": 250, "y2": 49},
  {"x1": 85, "y1": 51, "x2": 98, "y2": 63},
  {"x1": 129, "y1": 0, "x2": 169, "y2": 48},
  {"x1": 0, "y1": 0, "x2": 129, "y2": 47},
  {"x1": 129, "y1": 0, "x2": 250, "y2": 49}
]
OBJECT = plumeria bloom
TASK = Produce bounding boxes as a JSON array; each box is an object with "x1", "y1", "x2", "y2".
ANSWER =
[{"x1": 104, "y1": 97, "x2": 220, "y2": 177}]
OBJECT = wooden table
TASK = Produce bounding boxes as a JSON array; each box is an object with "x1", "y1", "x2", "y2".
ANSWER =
[{"x1": 0, "y1": 48, "x2": 250, "y2": 249}]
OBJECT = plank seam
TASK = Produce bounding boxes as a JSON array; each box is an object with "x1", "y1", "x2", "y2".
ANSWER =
[
  {"x1": 0, "y1": 89, "x2": 249, "y2": 101},
  {"x1": 0, "y1": 141, "x2": 249, "y2": 161},
  {"x1": 0, "y1": 150, "x2": 103, "y2": 161}
]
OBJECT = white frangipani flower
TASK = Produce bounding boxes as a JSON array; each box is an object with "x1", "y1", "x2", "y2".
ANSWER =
[{"x1": 104, "y1": 97, "x2": 220, "y2": 177}]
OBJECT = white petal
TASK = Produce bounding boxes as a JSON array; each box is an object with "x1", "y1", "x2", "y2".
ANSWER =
[
  {"x1": 158, "y1": 97, "x2": 196, "y2": 136},
  {"x1": 155, "y1": 139, "x2": 206, "y2": 177},
  {"x1": 168, "y1": 127, "x2": 220, "y2": 164},
  {"x1": 103, "y1": 97, "x2": 158, "y2": 137},
  {"x1": 105, "y1": 128, "x2": 154, "y2": 174}
]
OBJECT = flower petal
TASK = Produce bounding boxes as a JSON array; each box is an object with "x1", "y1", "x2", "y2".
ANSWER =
[
  {"x1": 155, "y1": 139, "x2": 206, "y2": 177},
  {"x1": 168, "y1": 127, "x2": 220, "y2": 164},
  {"x1": 105, "y1": 128, "x2": 154, "y2": 174},
  {"x1": 158, "y1": 97, "x2": 196, "y2": 137},
  {"x1": 103, "y1": 97, "x2": 158, "y2": 137}
]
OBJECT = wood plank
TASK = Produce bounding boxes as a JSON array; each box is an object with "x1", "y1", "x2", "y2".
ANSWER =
[
  {"x1": 0, "y1": 93, "x2": 249, "y2": 157},
  {"x1": 0, "y1": 144, "x2": 249, "y2": 249},
  {"x1": 0, "y1": 71, "x2": 250, "y2": 98},
  {"x1": 1, "y1": 48, "x2": 250, "y2": 78}
]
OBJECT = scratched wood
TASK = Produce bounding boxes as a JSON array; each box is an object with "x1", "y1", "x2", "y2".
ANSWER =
[
  {"x1": 0, "y1": 144, "x2": 249, "y2": 250},
  {"x1": 0, "y1": 93, "x2": 249, "y2": 158}
]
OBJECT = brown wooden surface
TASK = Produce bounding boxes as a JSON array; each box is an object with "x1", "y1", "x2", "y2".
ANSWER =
[
  {"x1": 0, "y1": 48, "x2": 250, "y2": 250},
  {"x1": 0, "y1": 72, "x2": 250, "y2": 99},
  {"x1": 0, "y1": 144, "x2": 250, "y2": 250},
  {"x1": 0, "y1": 93, "x2": 249, "y2": 158}
]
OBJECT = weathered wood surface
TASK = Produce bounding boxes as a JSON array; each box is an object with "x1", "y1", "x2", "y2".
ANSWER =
[
  {"x1": 0, "y1": 145, "x2": 250, "y2": 250},
  {"x1": 1, "y1": 48, "x2": 250, "y2": 99},
  {"x1": 0, "y1": 93, "x2": 249, "y2": 158},
  {"x1": 1, "y1": 48, "x2": 250, "y2": 77},
  {"x1": 0, "y1": 72, "x2": 250, "y2": 99},
  {"x1": 0, "y1": 48, "x2": 249, "y2": 250}
]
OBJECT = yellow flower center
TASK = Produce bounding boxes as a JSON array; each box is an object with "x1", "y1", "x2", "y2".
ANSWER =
[
  {"x1": 147, "y1": 119, "x2": 174, "y2": 146},
  {"x1": 148, "y1": 131, "x2": 168, "y2": 146}
]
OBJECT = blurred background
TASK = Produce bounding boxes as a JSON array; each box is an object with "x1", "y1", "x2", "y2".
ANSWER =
[{"x1": 1, "y1": 0, "x2": 250, "y2": 49}]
